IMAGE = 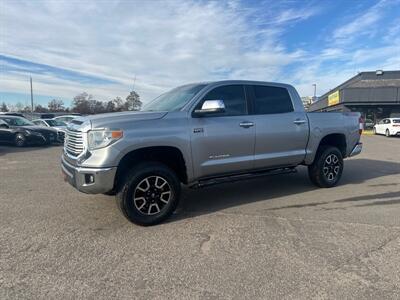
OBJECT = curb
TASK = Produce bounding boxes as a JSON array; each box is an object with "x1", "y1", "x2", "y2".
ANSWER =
[{"x1": 362, "y1": 131, "x2": 374, "y2": 135}]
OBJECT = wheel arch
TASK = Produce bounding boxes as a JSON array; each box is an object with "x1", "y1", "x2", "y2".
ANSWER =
[
  {"x1": 113, "y1": 146, "x2": 188, "y2": 192},
  {"x1": 317, "y1": 133, "x2": 347, "y2": 158}
]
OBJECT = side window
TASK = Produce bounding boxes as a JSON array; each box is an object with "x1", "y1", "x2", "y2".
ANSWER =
[
  {"x1": 199, "y1": 85, "x2": 247, "y2": 117},
  {"x1": 252, "y1": 85, "x2": 294, "y2": 114}
]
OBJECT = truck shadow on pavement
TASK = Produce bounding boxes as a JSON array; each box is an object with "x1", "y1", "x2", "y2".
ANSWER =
[{"x1": 172, "y1": 158, "x2": 400, "y2": 221}]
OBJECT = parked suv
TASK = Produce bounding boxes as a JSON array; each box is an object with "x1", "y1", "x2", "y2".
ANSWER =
[{"x1": 61, "y1": 81, "x2": 362, "y2": 225}]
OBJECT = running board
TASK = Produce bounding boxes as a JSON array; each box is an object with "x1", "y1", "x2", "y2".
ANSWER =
[{"x1": 192, "y1": 167, "x2": 297, "y2": 189}]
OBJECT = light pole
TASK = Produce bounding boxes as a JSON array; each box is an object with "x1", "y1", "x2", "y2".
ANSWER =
[
  {"x1": 30, "y1": 76, "x2": 34, "y2": 117},
  {"x1": 312, "y1": 84, "x2": 317, "y2": 102}
]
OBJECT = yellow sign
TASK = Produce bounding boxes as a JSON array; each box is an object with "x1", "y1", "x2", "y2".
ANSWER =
[{"x1": 328, "y1": 90, "x2": 340, "y2": 106}]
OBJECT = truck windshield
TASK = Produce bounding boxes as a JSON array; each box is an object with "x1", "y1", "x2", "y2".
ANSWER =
[{"x1": 142, "y1": 84, "x2": 206, "y2": 112}]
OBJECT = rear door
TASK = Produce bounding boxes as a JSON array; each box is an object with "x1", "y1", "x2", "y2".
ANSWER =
[
  {"x1": 384, "y1": 119, "x2": 391, "y2": 133},
  {"x1": 190, "y1": 84, "x2": 255, "y2": 179},
  {"x1": 248, "y1": 84, "x2": 309, "y2": 168}
]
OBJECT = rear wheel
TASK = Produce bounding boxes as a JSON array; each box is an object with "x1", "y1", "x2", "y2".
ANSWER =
[
  {"x1": 373, "y1": 127, "x2": 376, "y2": 135},
  {"x1": 308, "y1": 146, "x2": 343, "y2": 188},
  {"x1": 116, "y1": 162, "x2": 181, "y2": 226},
  {"x1": 385, "y1": 129, "x2": 390, "y2": 137},
  {"x1": 14, "y1": 133, "x2": 26, "y2": 147}
]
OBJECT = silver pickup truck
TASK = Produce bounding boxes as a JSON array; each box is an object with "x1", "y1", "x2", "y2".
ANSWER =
[{"x1": 61, "y1": 80, "x2": 363, "y2": 225}]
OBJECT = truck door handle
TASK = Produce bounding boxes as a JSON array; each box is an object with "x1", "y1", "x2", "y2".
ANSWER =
[
  {"x1": 239, "y1": 121, "x2": 254, "y2": 128},
  {"x1": 293, "y1": 119, "x2": 306, "y2": 125}
]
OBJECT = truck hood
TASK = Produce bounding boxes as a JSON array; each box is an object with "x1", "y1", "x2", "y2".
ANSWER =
[{"x1": 73, "y1": 111, "x2": 168, "y2": 129}]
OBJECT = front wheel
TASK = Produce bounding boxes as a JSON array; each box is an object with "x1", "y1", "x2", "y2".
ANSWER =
[
  {"x1": 385, "y1": 129, "x2": 390, "y2": 137},
  {"x1": 373, "y1": 127, "x2": 376, "y2": 135},
  {"x1": 116, "y1": 162, "x2": 181, "y2": 226},
  {"x1": 308, "y1": 146, "x2": 344, "y2": 188}
]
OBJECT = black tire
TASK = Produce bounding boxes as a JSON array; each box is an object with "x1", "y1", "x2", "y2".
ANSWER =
[
  {"x1": 116, "y1": 162, "x2": 181, "y2": 226},
  {"x1": 385, "y1": 129, "x2": 390, "y2": 137},
  {"x1": 14, "y1": 133, "x2": 26, "y2": 147},
  {"x1": 308, "y1": 146, "x2": 343, "y2": 188},
  {"x1": 373, "y1": 127, "x2": 376, "y2": 135}
]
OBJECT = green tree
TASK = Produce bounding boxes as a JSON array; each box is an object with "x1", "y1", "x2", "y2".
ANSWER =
[{"x1": 125, "y1": 91, "x2": 142, "y2": 111}]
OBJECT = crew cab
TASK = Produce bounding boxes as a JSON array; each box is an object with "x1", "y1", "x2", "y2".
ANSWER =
[{"x1": 61, "y1": 80, "x2": 362, "y2": 225}]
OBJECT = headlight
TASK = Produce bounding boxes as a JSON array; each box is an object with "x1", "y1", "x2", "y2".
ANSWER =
[{"x1": 87, "y1": 129, "x2": 123, "y2": 150}]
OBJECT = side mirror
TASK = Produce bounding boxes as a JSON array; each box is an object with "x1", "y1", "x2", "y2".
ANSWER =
[
  {"x1": 194, "y1": 100, "x2": 225, "y2": 116},
  {"x1": 0, "y1": 123, "x2": 9, "y2": 129}
]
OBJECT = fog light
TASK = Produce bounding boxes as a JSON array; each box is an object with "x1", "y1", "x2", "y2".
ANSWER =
[{"x1": 85, "y1": 174, "x2": 95, "y2": 184}]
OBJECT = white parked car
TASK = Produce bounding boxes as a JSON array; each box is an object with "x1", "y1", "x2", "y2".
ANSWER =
[
  {"x1": 373, "y1": 118, "x2": 400, "y2": 137},
  {"x1": 32, "y1": 118, "x2": 67, "y2": 142},
  {"x1": 53, "y1": 115, "x2": 79, "y2": 124}
]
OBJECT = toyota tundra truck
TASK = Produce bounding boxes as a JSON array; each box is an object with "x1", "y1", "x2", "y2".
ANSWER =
[{"x1": 61, "y1": 80, "x2": 363, "y2": 225}]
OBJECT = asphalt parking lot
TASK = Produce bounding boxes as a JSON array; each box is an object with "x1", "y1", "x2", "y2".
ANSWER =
[{"x1": 0, "y1": 135, "x2": 399, "y2": 299}]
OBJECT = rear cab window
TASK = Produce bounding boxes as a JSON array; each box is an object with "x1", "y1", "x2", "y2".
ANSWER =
[{"x1": 250, "y1": 85, "x2": 294, "y2": 115}]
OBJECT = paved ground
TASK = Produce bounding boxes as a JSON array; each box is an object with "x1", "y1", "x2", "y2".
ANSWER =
[{"x1": 0, "y1": 135, "x2": 399, "y2": 299}]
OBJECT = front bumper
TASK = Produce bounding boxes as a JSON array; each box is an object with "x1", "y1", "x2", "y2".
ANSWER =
[
  {"x1": 61, "y1": 155, "x2": 117, "y2": 194},
  {"x1": 349, "y1": 142, "x2": 363, "y2": 157}
]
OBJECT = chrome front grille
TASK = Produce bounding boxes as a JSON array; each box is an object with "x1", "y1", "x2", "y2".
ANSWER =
[{"x1": 65, "y1": 129, "x2": 84, "y2": 157}]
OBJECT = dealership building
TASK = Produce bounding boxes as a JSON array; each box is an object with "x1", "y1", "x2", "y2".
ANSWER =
[{"x1": 308, "y1": 70, "x2": 400, "y2": 123}]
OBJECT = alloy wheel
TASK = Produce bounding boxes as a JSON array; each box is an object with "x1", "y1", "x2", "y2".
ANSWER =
[
  {"x1": 15, "y1": 134, "x2": 25, "y2": 146},
  {"x1": 133, "y1": 176, "x2": 172, "y2": 215},
  {"x1": 323, "y1": 154, "x2": 341, "y2": 181}
]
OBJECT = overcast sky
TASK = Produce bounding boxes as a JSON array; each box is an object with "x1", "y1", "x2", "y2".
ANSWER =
[{"x1": 1, "y1": 0, "x2": 400, "y2": 107}]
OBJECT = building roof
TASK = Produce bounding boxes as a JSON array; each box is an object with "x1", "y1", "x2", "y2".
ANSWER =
[
  {"x1": 318, "y1": 70, "x2": 400, "y2": 99},
  {"x1": 309, "y1": 70, "x2": 400, "y2": 111}
]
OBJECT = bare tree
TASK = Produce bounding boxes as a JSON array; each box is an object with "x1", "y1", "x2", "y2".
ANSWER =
[
  {"x1": 0, "y1": 102, "x2": 8, "y2": 112},
  {"x1": 34, "y1": 104, "x2": 49, "y2": 113},
  {"x1": 15, "y1": 102, "x2": 24, "y2": 112},
  {"x1": 112, "y1": 97, "x2": 125, "y2": 112},
  {"x1": 72, "y1": 92, "x2": 92, "y2": 114},
  {"x1": 48, "y1": 99, "x2": 65, "y2": 112}
]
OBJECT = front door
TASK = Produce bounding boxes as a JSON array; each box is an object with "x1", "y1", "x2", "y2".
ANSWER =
[{"x1": 190, "y1": 84, "x2": 255, "y2": 179}]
